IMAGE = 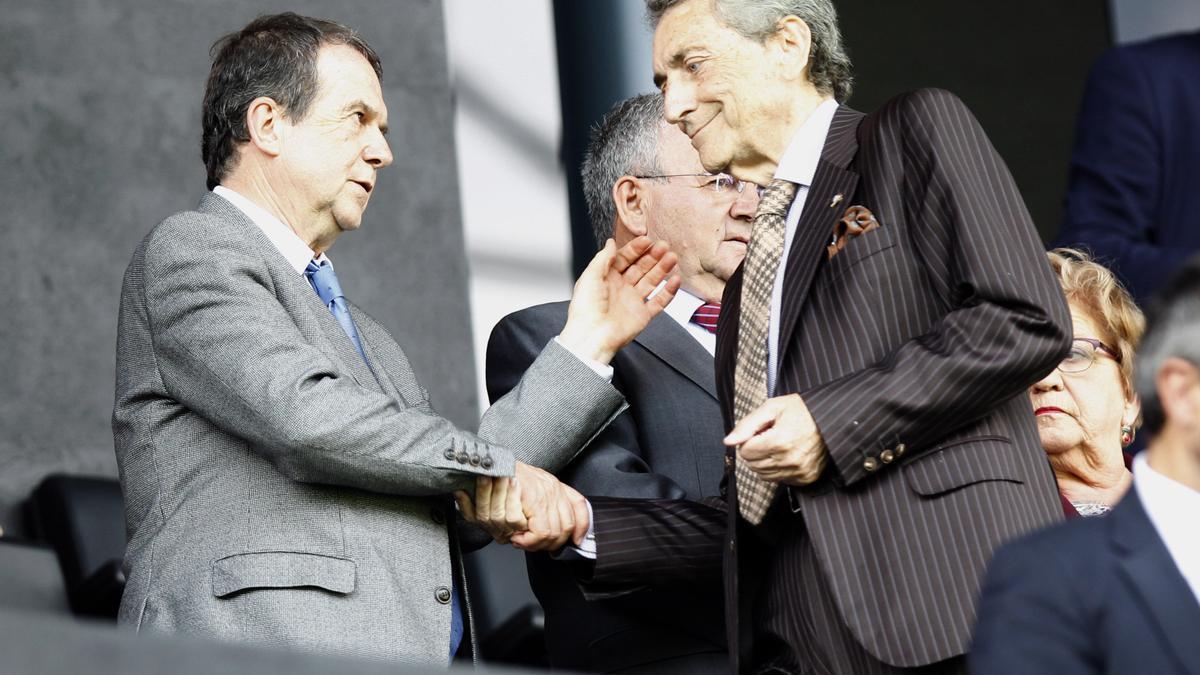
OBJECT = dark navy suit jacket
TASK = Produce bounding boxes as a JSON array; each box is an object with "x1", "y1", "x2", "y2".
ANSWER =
[
  {"x1": 971, "y1": 486, "x2": 1200, "y2": 674},
  {"x1": 1056, "y1": 30, "x2": 1200, "y2": 306},
  {"x1": 487, "y1": 302, "x2": 728, "y2": 674}
]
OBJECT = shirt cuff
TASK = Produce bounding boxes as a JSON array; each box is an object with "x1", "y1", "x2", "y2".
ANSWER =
[
  {"x1": 552, "y1": 336, "x2": 613, "y2": 382},
  {"x1": 552, "y1": 499, "x2": 597, "y2": 560}
]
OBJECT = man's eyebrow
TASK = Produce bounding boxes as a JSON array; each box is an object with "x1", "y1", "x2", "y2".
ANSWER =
[{"x1": 343, "y1": 99, "x2": 388, "y2": 135}]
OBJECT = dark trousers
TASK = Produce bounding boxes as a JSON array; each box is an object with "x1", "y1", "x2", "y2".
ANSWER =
[{"x1": 752, "y1": 516, "x2": 966, "y2": 675}]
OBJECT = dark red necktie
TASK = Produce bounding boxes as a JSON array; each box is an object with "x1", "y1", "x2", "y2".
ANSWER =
[{"x1": 690, "y1": 302, "x2": 721, "y2": 334}]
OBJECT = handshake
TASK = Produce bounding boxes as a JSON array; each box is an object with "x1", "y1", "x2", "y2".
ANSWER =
[{"x1": 455, "y1": 463, "x2": 589, "y2": 551}]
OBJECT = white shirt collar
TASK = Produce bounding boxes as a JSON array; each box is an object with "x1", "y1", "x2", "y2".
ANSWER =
[
  {"x1": 774, "y1": 98, "x2": 840, "y2": 187},
  {"x1": 663, "y1": 287, "x2": 708, "y2": 329},
  {"x1": 1133, "y1": 452, "x2": 1200, "y2": 603},
  {"x1": 213, "y1": 185, "x2": 327, "y2": 275}
]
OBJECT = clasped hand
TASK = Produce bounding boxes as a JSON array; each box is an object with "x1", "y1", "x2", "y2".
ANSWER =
[
  {"x1": 725, "y1": 393, "x2": 828, "y2": 485},
  {"x1": 455, "y1": 462, "x2": 588, "y2": 551}
]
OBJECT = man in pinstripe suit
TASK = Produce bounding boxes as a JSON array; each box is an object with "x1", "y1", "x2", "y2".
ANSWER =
[{"x1": 478, "y1": 1, "x2": 1073, "y2": 673}]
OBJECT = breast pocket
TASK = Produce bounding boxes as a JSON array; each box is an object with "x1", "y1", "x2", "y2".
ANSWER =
[
  {"x1": 823, "y1": 224, "x2": 902, "y2": 286},
  {"x1": 211, "y1": 551, "x2": 357, "y2": 598}
]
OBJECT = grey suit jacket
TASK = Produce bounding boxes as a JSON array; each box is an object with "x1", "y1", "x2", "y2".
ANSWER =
[
  {"x1": 112, "y1": 193, "x2": 625, "y2": 665},
  {"x1": 487, "y1": 302, "x2": 727, "y2": 673}
]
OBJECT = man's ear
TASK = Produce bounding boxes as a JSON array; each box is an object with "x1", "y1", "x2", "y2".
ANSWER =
[
  {"x1": 245, "y1": 96, "x2": 285, "y2": 158},
  {"x1": 613, "y1": 176, "x2": 649, "y2": 239},
  {"x1": 772, "y1": 16, "x2": 813, "y2": 81},
  {"x1": 1157, "y1": 357, "x2": 1200, "y2": 430}
]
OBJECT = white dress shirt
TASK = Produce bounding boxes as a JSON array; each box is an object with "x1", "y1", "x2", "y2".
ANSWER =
[
  {"x1": 767, "y1": 98, "x2": 840, "y2": 395},
  {"x1": 213, "y1": 185, "x2": 329, "y2": 274},
  {"x1": 663, "y1": 288, "x2": 717, "y2": 356},
  {"x1": 1133, "y1": 453, "x2": 1200, "y2": 605},
  {"x1": 212, "y1": 185, "x2": 612, "y2": 379}
]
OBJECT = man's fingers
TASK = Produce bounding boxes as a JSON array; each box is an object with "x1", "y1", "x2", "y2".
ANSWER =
[
  {"x1": 565, "y1": 487, "x2": 590, "y2": 546},
  {"x1": 487, "y1": 476, "x2": 510, "y2": 523},
  {"x1": 611, "y1": 236, "x2": 653, "y2": 274},
  {"x1": 644, "y1": 274, "x2": 682, "y2": 313},
  {"x1": 725, "y1": 402, "x2": 782, "y2": 446},
  {"x1": 474, "y1": 476, "x2": 494, "y2": 519},
  {"x1": 454, "y1": 490, "x2": 476, "y2": 522},
  {"x1": 505, "y1": 478, "x2": 528, "y2": 531},
  {"x1": 621, "y1": 240, "x2": 670, "y2": 286}
]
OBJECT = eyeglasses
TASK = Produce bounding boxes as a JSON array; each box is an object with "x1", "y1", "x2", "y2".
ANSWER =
[
  {"x1": 1057, "y1": 337, "x2": 1120, "y2": 374},
  {"x1": 635, "y1": 172, "x2": 760, "y2": 196}
]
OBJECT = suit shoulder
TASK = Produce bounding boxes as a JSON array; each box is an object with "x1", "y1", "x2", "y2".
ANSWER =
[
  {"x1": 875, "y1": 88, "x2": 974, "y2": 123},
  {"x1": 140, "y1": 205, "x2": 240, "y2": 263},
  {"x1": 490, "y1": 301, "x2": 570, "y2": 341},
  {"x1": 1113, "y1": 29, "x2": 1200, "y2": 67}
]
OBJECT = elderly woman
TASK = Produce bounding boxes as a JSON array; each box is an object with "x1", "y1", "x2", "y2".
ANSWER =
[{"x1": 1031, "y1": 250, "x2": 1144, "y2": 517}]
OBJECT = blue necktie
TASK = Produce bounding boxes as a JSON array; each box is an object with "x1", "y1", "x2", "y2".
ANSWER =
[
  {"x1": 305, "y1": 261, "x2": 368, "y2": 364},
  {"x1": 305, "y1": 259, "x2": 464, "y2": 659}
]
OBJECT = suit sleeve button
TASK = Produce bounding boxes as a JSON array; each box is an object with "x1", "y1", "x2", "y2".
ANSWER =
[
  {"x1": 880, "y1": 449, "x2": 895, "y2": 464},
  {"x1": 443, "y1": 447, "x2": 455, "y2": 460},
  {"x1": 435, "y1": 586, "x2": 452, "y2": 604},
  {"x1": 469, "y1": 454, "x2": 481, "y2": 466},
  {"x1": 455, "y1": 451, "x2": 469, "y2": 464},
  {"x1": 481, "y1": 457, "x2": 494, "y2": 470},
  {"x1": 895, "y1": 443, "x2": 907, "y2": 458},
  {"x1": 863, "y1": 456, "x2": 880, "y2": 472}
]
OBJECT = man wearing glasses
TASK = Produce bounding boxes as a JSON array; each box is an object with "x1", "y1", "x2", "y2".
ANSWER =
[{"x1": 482, "y1": 92, "x2": 756, "y2": 674}]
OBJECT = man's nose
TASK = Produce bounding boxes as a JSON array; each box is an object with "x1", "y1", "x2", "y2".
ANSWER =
[
  {"x1": 365, "y1": 131, "x2": 393, "y2": 168},
  {"x1": 729, "y1": 184, "x2": 760, "y2": 220},
  {"x1": 662, "y1": 78, "x2": 697, "y2": 126}
]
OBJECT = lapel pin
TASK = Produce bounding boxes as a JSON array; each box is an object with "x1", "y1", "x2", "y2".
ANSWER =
[{"x1": 829, "y1": 193, "x2": 844, "y2": 208}]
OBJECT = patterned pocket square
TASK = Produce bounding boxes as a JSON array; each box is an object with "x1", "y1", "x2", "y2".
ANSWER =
[{"x1": 827, "y1": 205, "x2": 881, "y2": 260}]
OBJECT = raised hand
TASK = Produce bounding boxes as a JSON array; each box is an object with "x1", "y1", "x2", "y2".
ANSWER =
[{"x1": 558, "y1": 237, "x2": 681, "y2": 364}]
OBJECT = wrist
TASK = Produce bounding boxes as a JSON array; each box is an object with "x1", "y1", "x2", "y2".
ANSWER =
[{"x1": 556, "y1": 325, "x2": 615, "y2": 364}]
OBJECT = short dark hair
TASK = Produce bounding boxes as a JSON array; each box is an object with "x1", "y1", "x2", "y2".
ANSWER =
[
  {"x1": 580, "y1": 93, "x2": 664, "y2": 246},
  {"x1": 1135, "y1": 256, "x2": 1200, "y2": 436},
  {"x1": 201, "y1": 13, "x2": 382, "y2": 190}
]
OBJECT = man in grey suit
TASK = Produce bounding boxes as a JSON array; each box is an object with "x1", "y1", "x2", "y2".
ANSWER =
[
  {"x1": 483, "y1": 93, "x2": 756, "y2": 673},
  {"x1": 112, "y1": 13, "x2": 678, "y2": 667}
]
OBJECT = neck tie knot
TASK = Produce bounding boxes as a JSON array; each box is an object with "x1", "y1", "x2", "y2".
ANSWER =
[
  {"x1": 305, "y1": 260, "x2": 344, "y2": 308},
  {"x1": 758, "y1": 178, "x2": 798, "y2": 220},
  {"x1": 690, "y1": 302, "x2": 721, "y2": 334}
]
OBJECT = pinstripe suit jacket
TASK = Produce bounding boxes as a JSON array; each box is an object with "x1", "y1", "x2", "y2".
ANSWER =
[
  {"x1": 112, "y1": 193, "x2": 625, "y2": 665},
  {"x1": 587, "y1": 89, "x2": 1071, "y2": 671}
]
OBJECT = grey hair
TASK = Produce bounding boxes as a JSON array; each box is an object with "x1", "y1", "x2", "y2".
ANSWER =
[
  {"x1": 645, "y1": 0, "x2": 853, "y2": 102},
  {"x1": 581, "y1": 93, "x2": 665, "y2": 246},
  {"x1": 1134, "y1": 257, "x2": 1200, "y2": 436}
]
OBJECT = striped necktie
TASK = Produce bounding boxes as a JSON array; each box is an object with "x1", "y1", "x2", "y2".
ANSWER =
[
  {"x1": 690, "y1": 302, "x2": 721, "y2": 334},
  {"x1": 733, "y1": 178, "x2": 797, "y2": 525}
]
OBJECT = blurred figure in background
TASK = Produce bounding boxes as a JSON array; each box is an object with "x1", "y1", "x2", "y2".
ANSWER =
[
  {"x1": 1055, "y1": 30, "x2": 1200, "y2": 307},
  {"x1": 485, "y1": 92, "x2": 756, "y2": 674},
  {"x1": 972, "y1": 256, "x2": 1200, "y2": 674},
  {"x1": 1033, "y1": 250, "x2": 1144, "y2": 517}
]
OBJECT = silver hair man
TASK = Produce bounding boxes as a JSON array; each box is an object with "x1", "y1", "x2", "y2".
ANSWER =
[
  {"x1": 645, "y1": 0, "x2": 853, "y2": 101},
  {"x1": 1135, "y1": 259, "x2": 1200, "y2": 435},
  {"x1": 581, "y1": 93, "x2": 664, "y2": 244}
]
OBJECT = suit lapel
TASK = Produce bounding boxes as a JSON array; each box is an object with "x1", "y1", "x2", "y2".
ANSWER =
[
  {"x1": 774, "y1": 107, "x2": 864, "y2": 362},
  {"x1": 197, "y1": 193, "x2": 381, "y2": 394},
  {"x1": 1111, "y1": 487, "x2": 1200, "y2": 669},
  {"x1": 633, "y1": 313, "x2": 718, "y2": 400}
]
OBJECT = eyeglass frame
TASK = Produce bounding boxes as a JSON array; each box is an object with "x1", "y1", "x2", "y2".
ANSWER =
[
  {"x1": 1057, "y1": 336, "x2": 1120, "y2": 374},
  {"x1": 633, "y1": 172, "x2": 761, "y2": 196}
]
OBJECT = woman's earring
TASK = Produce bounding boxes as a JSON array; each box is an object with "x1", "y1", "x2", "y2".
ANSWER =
[{"x1": 1121, "y1": 425, "x2": 1135, "y2": 447}]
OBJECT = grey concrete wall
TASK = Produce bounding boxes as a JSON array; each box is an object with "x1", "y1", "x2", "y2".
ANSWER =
[
  {"x1": 0, "y1": 0, "x2": 474, "y2": 537},
  {"x1": 1111, "y1": 0, "x2": 1200, "y2": 42}
]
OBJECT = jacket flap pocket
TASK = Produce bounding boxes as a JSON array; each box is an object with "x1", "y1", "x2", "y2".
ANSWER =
[
  {"x1": 826, "y1": 221, "x2": 900, "y2": 276},
  {"x1": 212, "y1": 551, "x2": 356, "y2": 597},
  {"x1": 902, "y1": 436, "x2": 1022, "y2": 496}
]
